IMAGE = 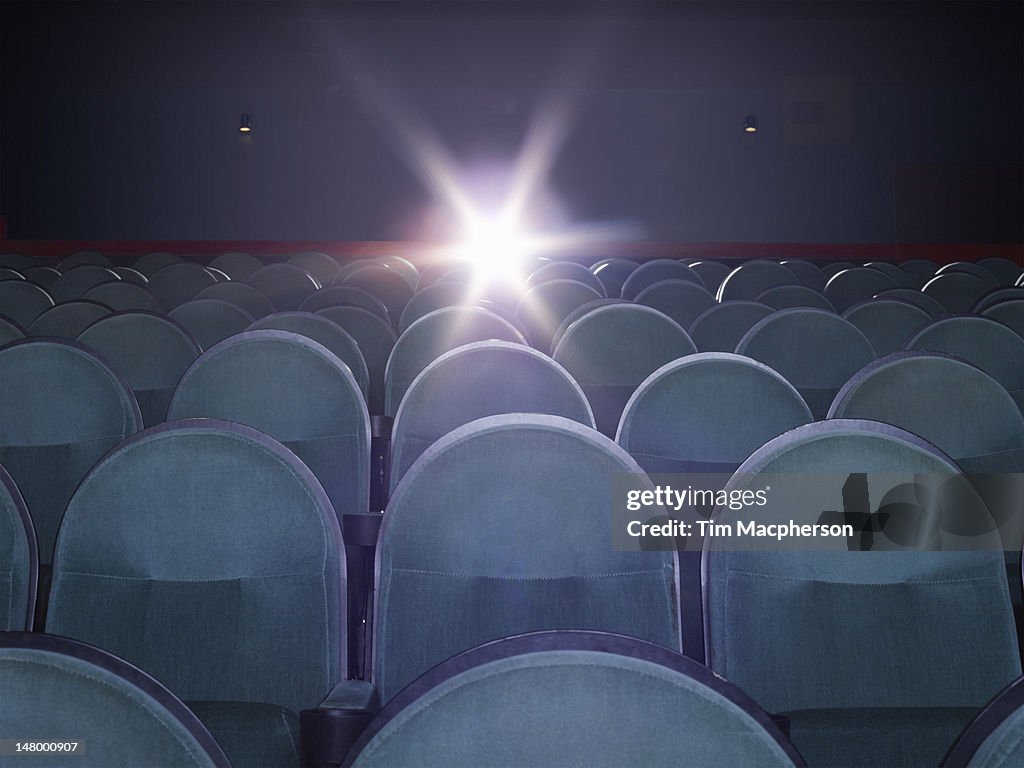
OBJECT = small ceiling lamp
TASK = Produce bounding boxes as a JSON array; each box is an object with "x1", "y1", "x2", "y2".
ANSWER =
[
  {"x1": 743, "y1": 114, "x2": 758, "y2": 134},
  {"x1": 239, "y1": 113, "x2": 253, "y2": 133}
]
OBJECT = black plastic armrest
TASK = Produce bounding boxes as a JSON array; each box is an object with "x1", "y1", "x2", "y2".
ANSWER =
[
  {"x1": 768, "y1": 713, "x2": 791, "y2": 738},
  {"x1": 342, "y1": 512, "x2": 382, "y2": 548},
  {"x1": 300, "y1": 681, "x2": 379, "y2": 768}
]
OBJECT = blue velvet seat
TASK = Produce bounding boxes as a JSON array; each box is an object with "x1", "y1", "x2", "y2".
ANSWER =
[
  {"x1": 146, "y1": 262, "x2": 219, "y2": 310},
  {"x1": 822, "y1": 266, "x2": 898, "y2": 313},
  {"x1": 780, "y1": 260, "x2": 826, "y2": 292},
  {"x1": 689, "y1": 259, "x2": 735, "y2": 294},
  {"x1": 863, "y1": 261, "x2": 914, "y2": 288},
  {"x1": 377, "y1": 256, "x2": 420, "y2": 289},
  {"x1": 842, "y1": 297, "x2": 932, "y2": 356},
  {"x1": 339, "y1": 264, "x2": 414, "y2": 324},
  {"x1": 688, "y1": 300, "x2": 774, "y2": 353},
  {"x1": 288, "y1": 250, "x2": 341, "y2": 286},
  {"x1": 549, "y1": 299, "x2": 626, "y2": 354},
  {"x1": 390, "y1": 340, "x2": 594, "y2": 493},
  {"x1": 397, "y1": 281, "x2": 470, "y2": 333},
  {"x1": 977, "y1": 257, "x2": 1023, "y2": 288},
  {"x1": 591, "y1": 258, "x2": 639, "y2": 298},
  {"x1": 703, "y1": 419, "x2": 1021, "y2": 768},
  {"x1": 0, "y1": 633, "x2": 230, "y2": 768},
  {"x1": 132, "y1": 251, "x2": 183, "y2": 277},
  {"x1": 621, "y1": 259, "x2": 706, "y2": 300},
  {"x1": 344, "y1": 631, "x2": 804, "y2": 768},
  {"x1": 944, "y1": 676, "x2": 1024, "y2": 767},
  {"x1": 169, "y1": 298, "x2": 256, "y2": 351},
  {"x1": 936, "y1": 261, "x2": 1000, "y2": 289},
  {"x1": 56, "y1": 250, "x2": 112, "y2": 270},
  {"x1": 0, "y1": 464, "x2": 36, "y2": 631},
  {"x1": 874, "y1": 287, "x2": 947, "y2": 318},
  {"x1": 318, "y1": 306, "x2": 397, "y2": 416},
  {"x1": 634, "y1": 278, "x2": 716, "y2": 329},
  {"x1": 757, "y1": 284, "x2": 836, "y2": 312},
  {"x1": 20, "y1": 265, "x2": 61, "y2": 290},
  {"x1": 301, "y1": 285, "x2": 392, "y2": 323},
  {"x1": 385, "y1": 306, "x2": 526, "y2": 416},
  {"x1": 110, "y1": 267, "x2": 147, "y2": 285},
  {"x1": 735, "y1": 307, "x2": 876, "y2": 419},
  {"x1": 554, "y1": 303, "x2": 697, "y2": 437},
  {"x1": 248, "y1": 312, "x2": 369, "y2": 398},
  {"x1": 527, "y1": 261, "x2": 606, "y2": 296},
  {"x1": 248, "y1": 263, "x2": 321, "y2": 311},
  {"x1": 0, "y1": 338, "x2": 141, "y2": 566},
  {"x1": 717, "y1": 261, "x2": 798, "y2": 302},
  {"x1": 897, "y1": 259, "x2": 939, "y2": 288},
  {"x1": 974, "y1": 287, "x2": 1024, "y2": 314},
  {"x1": 78, "y1": 311, "x2": 201, "y2": 428},
  {"x1": 50, "y1": 265, "x2": 121, "y2": 303},
  {"x1": 922, "y1": 272, "x2": 991, "y2": 314},
  {"x1": 194, "y1": 281, "x2": 276, "y2": 319},
  {"x1": 0, "y1": 253, "x2": 35, "y2": 270},
  {"x1": 0, "y1": 280, "x2": 55, "y2": 328},
  {"x1": 513, "y1": 278, "x2": 604, "y2": 352},
  {"x1": 81, "y1": 280, "x2": 163, "y2": 312},
  {"x1": 982, "y1": 299, "x2": 1024, "y2": 338},
  {"x1": 47, "y1": 419, "x2": 349, "y2": 768},
  {"x1": 209, "y1": 251, "x2": 263, "y2": 281},
  {"x1": 0, "y1": 314, "x2": 25, "y2": 345},
  {"x1": 903, "y1": 315, "x2": 1024, "y2": 414}
]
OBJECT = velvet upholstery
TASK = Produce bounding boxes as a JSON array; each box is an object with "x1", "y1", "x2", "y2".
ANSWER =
[
  {"x1": 209, "y1": 251, "x2": 263, "y2": 281},
  {"x1": 168, "y1": 330, "x2": 370, "y2": 525},
  {"x1": 688, "y1": 300, "x2": 774, "y2": 353},
  {"x1": 549, "y1": 298, "x2": 626, "y2": 354},
  {"x1": 757, "y1": 284, "x2": 836, "y2": 312},
  {"x1": 0, "y1": 253, "x2": 35, "y2": 270},
  {"x1": 689, "y1": 260, "x2": 734, "y2": 293},
  {"x1": 377, "y1": 256, "x2": 419, "y2": 288},
  {"x1": 591, "y1": 258, "x2": 639, "y2": 298},
  {"x1": 0, "y1": 280, "x2": 55, "y2": 328},
  {"x1": 982, "y1": 300, "x2": 1024, "y2": 338},
  {"x1": 735, "y1": 308, "x2": 876, "y2": 419},
  {"x1": 27, "y1": 301, "x2": 110, "y2": 339},
  {"x1": 384, "y1": 306, "x2": 526, "y2": 416},
  {"x1": 194, "y1": 281, "x2": 275, "y2": 319},
  {"x1": 47, "y1": 419, "x2": 347, "y2": 768},
  {"x1": 397, "y1": 282, "x2": 471, "y2": 332},
  {"x1": 0, "y1": 464, "x2": 36, "y2": 630},
  {"x1": 147, "y1": 263, "x2": 218, "y2": 310},
  {"x1": 717, "y1": 261, "x2": 798, "y2": 302},
  {"x1": 390, "y1": 340, "x2": 594, "y2": 492},
  {"x1": 348, "y1": 633, "x2": 800, "y2": 768},
  {"x1": 248, "y1": 263, "x2": 321, "y2": 311},
  {"x1": 513, "y1": 278, "x2": 604, "y2": 352},
  {"x1": 780, "y1": 260, "x2": 827, "y2": 292},
  {"x1": 0, "y1": 338, "x2": 141, "y2": 564},
  {"x1": 937, "y1": 261, "x2": 1000, "y2": 288},
  {"x1": 704, "y1": 419, "x2": 1021, "y2": 768},
  {"x1": 903, "y1": 315, "x2": 1024, "y2": 414},
  {"x1": 340, "y1": 265, "x2": 414, "y2": 322},
  {"x1": 842, "y1": 298, "x2": 933, "y2": 356},
  {"x1": 81, "y1": 281, "x2": 162, "y2": 312},
  {"x1": 822, "y1": 267, "x2": 898, "y2": 313},
  {"x1": 20, "y1": 266, "x2": 61, "y2": 290},
  {"x1": 169, "y1": 299, "x2": 256, "y2": 352},
  {"x1": 78, "y1": 311, "x2": 201, "y2": 428},
  {"x1": 374, "y1": 415, "x2": 681, "y2": 703},
  {"x1": 620, "y1": 259, "x2": 704, "y2": 300},
  {"x1": 634, "y1": 278, "x2": 717, "y2": 329},
  {"x1": 288, "y1": 251, "x2": 341, "y2": 285},
  {"x1": 0, "y1": 634, "x2": 230, "y2": 768},
  {"x1": 975, "y1": 288, "x2": 1024, "y2": 314},
  {"x1": 945, "y1": 676, "x2": 1024, "y2": 768},
  {"x1": 897, "y1": 259, "x2": 939, "y2": 288},
  {"x1": 317, "y1": 306, "x2": 397, "y2": 416},
  {"x1": 977, "y1": 258, "x2": 1023, "y2": 287},
  {"x1": 114, "y1": 267, "x2": 147, "y2": 284},
  {"x1": 922, "y1": 273, "x2": 991, "y2": 314},
  {"x1": 874, "y1": 287, "x2": 947, "y2": 318},
  {"x1": 248, "y1": 312, "x2": 369, "y2": 398},
  {"x1": 49, "y1": 265, "x2": 121, "y2": 303},
  {"x1": 300, "y1": 285, "x2": 392, "y2": 322},
  {"x1": 527, "y1": 261, "x2": 606, "y2": 296},
  {"x1": 0, "y1": 314, "x2": 24, "y2": 345},
  {"x1": 132, "y1": 251, "x2": 183, "y2": 277},
  {"x1": 863, "y1": 261, "x2": 914, "y2": 288}
]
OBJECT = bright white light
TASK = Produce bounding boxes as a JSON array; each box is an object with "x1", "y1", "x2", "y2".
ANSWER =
[{"x1": 458, "y1": 211, "x2": 534, "y2": 287}]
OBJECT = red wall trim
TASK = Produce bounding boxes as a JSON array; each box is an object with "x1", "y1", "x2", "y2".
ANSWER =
[{"x1": 0, "y1": 239, "x2": 1021, "y2": 265}]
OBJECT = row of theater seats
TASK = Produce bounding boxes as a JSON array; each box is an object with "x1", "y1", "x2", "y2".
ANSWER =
[{"x1": 1, "y1": 248, "x2": 1023, "y2": 767}]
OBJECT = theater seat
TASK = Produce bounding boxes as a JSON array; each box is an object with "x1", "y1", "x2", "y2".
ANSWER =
[
  {"x1": 147, "y1": 262, "x2": 218, "y2": 310},
  {"x1": 703, "y1": 420, "x2": 1021, "y2": 768},
  {"x1": 47, "y1": 419, "x2": 349, "y2": 768},
  {"x1": 0, "y1": 314, "x2": 25, "y2": 346},
  {"x1": 342, "y1": 631, "x2": 803, "y2": 768},
  {"x1": 756, "y1": 284, "x2": 835, "y2": 312},
  {"x1": 209, "y1": 251, "x2": 263, "y2": 281},
  {"x1": 249, "y1": 263, "x2": 321, "y2": 311},
  {"x1": 194, "y1": 281, "x2": 276, "y2": 319},
  {"x1": 944, "y1": 676, "x2": 1024, "y2": 767},
  {"x1": 633, "y1": 278, "x2": 716, "y2": 329},
  {"x1": 389, "y1": 340, "x2": 594, "y2": 493},
  {"x1": 397, "y1": 282, "x2": 468, "y2": 332},
  {"x1": 591, "y1": 258, "x2": 639, "y2": 298},
  {"x1": 384, "y1": 306, "x2": 526, "y2": 416},
  {"x1": 842, "y1": 298, "x2": 932, "y2": 356},
  {"x1": 0, "y1": 633, "x2": 230, "y2": 768},
  {"x1": 50, "y1": 265, "x2": 121, "y2": 303},
  {"x1": 0, "y1": 281, "x2": 55, "y2": 328},
  {"x1": 339, "y1": 264, "x2": 414, "y2": 324},
  {"x1": 622, "y1": 259, "x2": 706, "y2": 300},
  {"x1": 81, "y1": 281, "x2": 162, "y2": 313},
  {"x1": 688, "y1": 260, "x2": 733, "y2": 294},
  {"x1": 78, "y1": 311, "x2": 201, "y2": 428},
  {"x1": 527, "y1": 260, "x2": 607, "y2": 296},
  {"x1": 823, "y1": 267, "x2": 898, "y2": 313},
  {"x1": 289, "y1": 250, "x2": 342, "y2": 286},
  {"x1": 735, "y1": 307, "x2": 876, "y2": 419},
  {"x1": 318, "y1": 306, "x2": 397, "y2": 416},
  {"x1": 26, "y1": 301, "x2": 110, "y2": 339},
  {"x1": 688, "y1": 300, "x2": 774, "y2": 353},
  {"x1": 717, "y1": 261, "x2": 798, "y2": 302},
  {"x1": 132, "y1": 251, "x2": 183, "y2": 277},
  {"x1": 553, "y1": 303, "x2": 696, "y2": 437},
  {"x1": 302, "y1": 286, "x2": 392, "y2": 323},
  {"x1": 169, "y1": 298, "x2": 255, "y2": 351},
  {"x1": 0, "y1": 464, "x2": 36, "y2": 630},
  {"x1": 922, "y1": 272, "x2": 991, "y2": 314},
  {"x1": 513, "y1": 278, "x2": 603, "y2": 352}
]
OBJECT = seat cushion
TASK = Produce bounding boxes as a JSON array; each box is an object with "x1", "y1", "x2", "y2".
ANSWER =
[{"x1": 188, "y1": 700, "x2": 300, "y2": 768}]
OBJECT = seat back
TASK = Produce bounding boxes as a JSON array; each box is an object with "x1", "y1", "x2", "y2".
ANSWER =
[
  {"x1": 47, "y1": 419, "x2": 346, "y2": 714},
  {"x1": 300, "y1": 285, "x2": 392, "y2": 322},
  {"x1": 390, "y1": 340, "x2": 594, "y2": 492},
  {"x1": 249, "y1": 312, "x2": 369, "y2": 397},
  {"x1": 898, "y1": 258, "x2": 939, "y2": 287},
  {"x1": 248, "y1": 263, "x2": 320, "y2": 310},
  {"x1": 50, "y1": 265, "x2": 121, "y2": 303},
  {"x1": 169, "y1": 299, "x2": 255, "y2": 351},
  {"x1": 689, "y1": 260, "x2": 734, "y2": 294},
  {"x1": 318, "y1": 306, "x2": 397, "y2": 415},
  {"x1": 983, "y1": 299, "x2": 1024, "y2": 338},
  {"x1": 513, "y1": 279, "x2": 604, "y2": 351},
  {"x1": 397, "y1": 281, "x2": 470, "y2": 333},
  {"x1": 0, "y1": 339, "x2": 141, "y2": 564},
  {"x1": 81, "y1": 281, "x2": 162, "y2": 312},
  {"x1": 756, "y1": 284, "x2": 835, "y2": 312},
  {"x1": 194, "y1": 281, "x2": 275, "y2": 319},
  {"x1": 923, "y1": 272, "x2": 991, "y2": 314},
  {"x1": 147, "y1": 263, "x2": 218, "y2": 310},
  {"x1": 0, "y1": 314, "x2": 25, "y2": 346},
  {"x1": 0, "y1": 465, "x2": 36, "y2": 630},
  {"x1": 374, "y1": 415, "x2": 680, "y2": 703},
  {"x1": 842, "y1": 298, "x2": 932, "y2": 356},
  {"x1": 688, "y1": 300, "x2": 773, "y2": 353},
  {"x1": 527, "y1": 261, "x2": 606, "y2": 296},
  {"x1": 0, "y1": 280, "x2": 55, "y2": 328},
  {"x1": 78, "y1": 311, "x2": 201, "y2": 428},
  {"x1": 168, "y1": 330, "x2": 370, "y2": 523},
  {"x1": 0, "y1": 633, "x2": 230, "y2": 768},
  {"x1": 622, "y1": 259, "x2": 705, "y2": 300},
  {"x1": 133, "y1": 251, "x2": 183, "y2": 277},
  {"x1": 26, "y1": 301, "x2": 110, "y2": 339},
  {"x1": 944, "y1": 676, "x2": 1024, "y2": 768},
  {"x1": 735, "y1": 308, "x2": 876, "y2": 419},
  {"x1": 875, "y1": 287, "x2": 947, "y2": 317},
  {"x1": 704, "y1": 420, "x2": 1020, "y2": 715},
  {"x1": 591, "y1": 259, "x2": 639, "y2": 298},
  {"x1": 347, "y1": 631, "x2": 802, "y2": 768},
  {"x1": 717, "y1": 262, "x2": 798, "y2": 302},
  {"x1": 385, "y1": 307, "x2": 526, "y2": 416},
  {"x1": 208, "y1": 251, "x2": 263, "y2": 281},
  {"x1": 340, "y1": 265, "x2": 414, "y2": 324},
  {"x1": 634, "y1": 278, "x2": 716, "y2": 329},
  {"x1": 288, "y1": 251, "x2": 341, "y2": 285},
  {"x1": 822, "y1": 267, "x2": 898, "y2": 312},
  {"x1": 977, "y1": 258, "x2": 1023, "y2": 287},
  {"x1": 863, "y1": 261, "x2": 914, "y2": 288}
]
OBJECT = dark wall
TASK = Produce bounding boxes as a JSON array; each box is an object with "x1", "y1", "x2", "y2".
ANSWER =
[{"x1": 2, "y1": 1, "x2": 1021, "y2": 242}]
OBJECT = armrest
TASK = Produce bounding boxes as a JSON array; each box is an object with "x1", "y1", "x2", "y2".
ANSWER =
[
  {"x1": 342, "y1": 512, "x2": 382, "y2": 548},
  {"x1": 300, "y1": 681, "x2": 380, "y2": 768}
]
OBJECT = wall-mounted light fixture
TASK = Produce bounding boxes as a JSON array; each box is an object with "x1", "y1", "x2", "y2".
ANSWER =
[
  {"x1": 239, "y1": 113, "x2": 253, "y2": 133},
  {"x1": 743, "y1": 114, "x2": 758, "y2": 134}
]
